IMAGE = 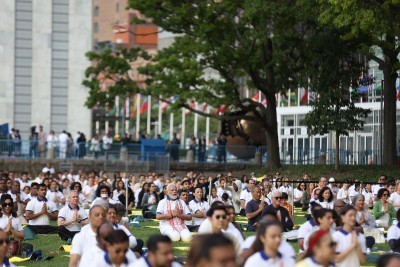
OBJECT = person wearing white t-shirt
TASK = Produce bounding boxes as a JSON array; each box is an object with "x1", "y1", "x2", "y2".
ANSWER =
[
  {"x1": 389, "y1": 184, "x2": 400, "y2": 209},
  {"x1": 57, "y1": 190, "x2": 89, "y2": 241},
  {"x1": 332, "y1": 205, "x2": 366, "y2": 267},
  {"x1": 7, "y1": 180, "x2": 27, "y2": 220},
  {"x1": 155, "y1": 183, "x2": 192, "y2": 242},
  {"x1": 133, "y1": 235, "x2": 182, "y2": 267},
  {"x1": 46, "y1": 180, "x2": 66, "y2": 210},
  {"x1": 240, "y1": 179, "x2": 255, "y2": 216},
  {"x1": 297, "y1": 203, "x2": 321, "y2": 253},
  {"x1": 372, "y1": 175, "x2": 387, "y2": 200},
  {"x1": 243, "y1": 221, "x2": 295, "y2": 267},
  {"x1": 69, "y1": 205, "x2": 106, "y2": 267},
  {"x1": 25, "y1": 184, "x2": 59, "y2": 234},
  {"x1": 0, "y1": 194, "x2": 24, "y2": 240},
  {"x1": 93, "y1": 229, "x2": 131, "y2": 267},
  {"x1": 217, "y1": 178, "x2": 232, "y2": 201},
  {"x1": 387, "y1": 209, "x2": 400, "y2": 253},
  {"x1": 362, "y1": 184, "x2": 374, "y2": 209},
  {"x1": 19, "y1": 172, "x2": 31, "y2": 190},
  {"x1": 189, "y1": 187, "x2": 210, "y2": 229}
]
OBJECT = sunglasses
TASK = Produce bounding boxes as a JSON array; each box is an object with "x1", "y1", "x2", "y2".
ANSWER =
[
  {"x1": 0, "y1": 239, "x2": 10, "y2": 245},
  {"x1": 2, "y1": 202, "x2": 12, "y2": 207},
  {"x1": 274, "y1": 197, "x2": 282, "y2": 200},
  {"x1": 215, "y1": 215, "x2": 227, "y2": 220}
]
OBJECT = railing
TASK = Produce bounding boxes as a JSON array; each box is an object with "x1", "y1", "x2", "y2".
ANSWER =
[{"x1": 0, "y1": 139, "x2": 389, "y2": 165}]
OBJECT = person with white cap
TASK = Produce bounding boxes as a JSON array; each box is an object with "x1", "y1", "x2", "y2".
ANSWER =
[{"x1": 328, "y1": 177, "x2": 339, "y2": 199}]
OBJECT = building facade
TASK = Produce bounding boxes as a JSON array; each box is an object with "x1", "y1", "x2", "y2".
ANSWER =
[{"x1": 0, "y1": 0, "x2": 92, "y2": 138}]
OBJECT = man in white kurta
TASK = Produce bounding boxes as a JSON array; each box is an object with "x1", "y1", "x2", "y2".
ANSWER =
[{"x1": 156, "y1": 183, "x2": 192, "y2": 242}]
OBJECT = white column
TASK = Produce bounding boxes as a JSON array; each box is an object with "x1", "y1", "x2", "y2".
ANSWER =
[
  {"x1": 158, "y1": 95, "x2": 162, "y2": 135},
  {"x1": 105, "y1": 121, "x2": 109, "y2": 134},
  {"x1": 146, "y1": 95, "x2": 151, "y2": 135},
  {"x1": 169, "y1": 113, "x2": 174, "y2": 140},
  {"x1": 181, "y1": 108, "x2": 186, "y2": 148},
  {"x1": 115, "y1": 95, "x2": 120, "y2": 134},
  {"x1": 95, "y1": 121, "x2": 99, "y2": 134},
  {"x1": 194, "y1": 102, "x2": 198, "y2": 137},
  {"x1": 206, "y1": 105, "x2": 210, "y2": 147},
  {"x1": 125, "y1": 96, "x2": 130, "y2": 134},
  {"x1": 136, "y1": 94, "x2": 141, "y2": 135}
]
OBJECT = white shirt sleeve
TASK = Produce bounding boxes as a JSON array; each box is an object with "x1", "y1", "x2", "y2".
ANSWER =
[{"x1": 70, "y1": 232, "x2": 84, "y2": 255}]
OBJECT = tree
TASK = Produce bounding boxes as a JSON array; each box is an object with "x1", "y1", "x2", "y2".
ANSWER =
[
  {"x1": 319, "y1": 0, "x2": 400, "y2": 166},
  {"x1": 127, "y1": 0, "x2": 337, "y2": 168}
]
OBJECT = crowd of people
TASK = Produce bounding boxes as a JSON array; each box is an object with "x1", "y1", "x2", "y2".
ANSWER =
[{"x1": 0, "y1": 168, "x2": 398, "y2": 266}]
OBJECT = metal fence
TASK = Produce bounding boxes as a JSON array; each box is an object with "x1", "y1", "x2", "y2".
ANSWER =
[{"x1": 0, "y1": 139, "x2": 389, "y2": 166}]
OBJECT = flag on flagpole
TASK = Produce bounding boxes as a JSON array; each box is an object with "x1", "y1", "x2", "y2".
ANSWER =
[
  {"x1": 140, "y1": 98, "x2": 149, "y2": 115},
  {"x1": 300, "y1": 89, "x2": 308, "y2": 105},
  {"x1": 215, "y1": 104, "x2": 227, "y2": 115},
  {"x1": 252, "y1": 92, "x2": 260, "y2": 102}
]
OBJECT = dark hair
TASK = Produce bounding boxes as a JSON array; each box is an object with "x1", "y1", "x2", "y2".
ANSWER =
[
  {"x1": 206, "y1": 205, "x2": 227, "y2": 217},
  {"x1": 96, "y1": 185, "x2": 111, "y2": 197},
  {"x1": 310, "y1": 202, "x2": 322, "y2": 218},
  {"x1": 105, "y1": 229, "x2": 129, "y2": 245},
  {"x1": 70, "y1": 182, "x2": 82, "y2": 192},
  {"x1": 38, "y1": 183, "x2": 47, "y2": 190},
  {"x1": 178, "y1": 189, "x2": 188, "y2": 196},
  {"x1": 30, "y1": 182, "x2": 39, "y2": 189},
  {"x1": 114, "y1": 203, "x2": 127, "y2": 217},
  {"x1": 108, "y1": 204, "x2": 117, "y2": 213},
  {"x1": 0, "y1": 194, "x2": 17, "y2": 217},
  {"x1": 397, "y1": 209, "x2": 400, "y2": 221},
  {"x1": 221, "y1": 192, "x2": 229, "y2": 201},
  {"x1": 318, "y1": 187, "x2": 333, "y2": 202},
  {"x1": 147, "y1": 234, "x2": 172, "y2": 253},
  {"x1": 376, "y1": 254, "x2": 400, "y2": 267},
  {"x1": 244, "y1": 221, "x2": 282, "y2": 262},
  {"x1": 186, "y1": 234, "x2": 234, "y2": 266},
  {"x1": 281, "y1": 192, "x2": 288, "y2": 200},
  {"x1": 314, "y1": 208, "x2": 334, "y2": 226},
  {"x1": 377, "y1": 188, "x2": 390, "y2": 199},
  {"x1": 339, "y1": 204, "x2": 356, "y2": 216}
]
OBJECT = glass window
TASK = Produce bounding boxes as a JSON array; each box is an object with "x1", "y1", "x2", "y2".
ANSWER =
[
  {"x1": 94, "y1": 6, "x2": 99, "y2": 16},
  {"x1": 116, "y1": 2, "x2": 120, "y2": 12},
  {"x1": 94, "y1": 23, "x2": 99, "y2": 33}
]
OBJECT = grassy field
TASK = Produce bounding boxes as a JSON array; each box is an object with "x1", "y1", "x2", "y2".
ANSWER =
[{"x1": 13, "y1": 208, "x2": 387, "y2": 267}]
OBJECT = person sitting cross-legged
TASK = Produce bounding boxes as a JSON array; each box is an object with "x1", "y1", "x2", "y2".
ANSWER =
[
  {"x1": 57, "y1": 190, "x2": 89, "y2": 241},
  {"x1": 261, "y1": 190, "x2": 293, "y2": 232},
  {"x1": 155, "y1": 183, "x2": 192, "y2": 242},
  {"x1": 25, "y1": 183, "x2": 59, "y2": 234}
]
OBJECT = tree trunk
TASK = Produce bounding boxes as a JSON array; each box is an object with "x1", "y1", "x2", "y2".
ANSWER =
[
  {"x1": 265, "y1": 98, "x2": 281, "y2": 169},
  {"x1": 382, "y1": 65, "x2": 398, "y2": 166},
  {"x1": 335, "y1": 131, "x2": 340, "y2": 171}
]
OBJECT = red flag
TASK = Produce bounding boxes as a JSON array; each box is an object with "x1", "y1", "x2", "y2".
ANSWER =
[
  {"x1": 301, "y1": 89, "x2": 309, "y2": 104},
  {"x1": 215, "y1": 104, "x2": 227, "y2": 115},
  {"x1": 252, "y1": 92, "x2": 260, "y2": 102},
  {"x1": 140, "y1": 100, "x2": 148, "y2": 115}
]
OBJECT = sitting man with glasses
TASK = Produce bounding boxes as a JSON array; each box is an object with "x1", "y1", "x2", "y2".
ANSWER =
[
  {"x1": 261, "y1": 191, "x2": 293, "y2": 232},
  {"x1": 155, "y1": 183, "x2": 192, "y2": 242}
]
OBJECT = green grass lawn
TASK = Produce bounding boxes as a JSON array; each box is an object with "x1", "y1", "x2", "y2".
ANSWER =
[{"x1": 14, "y1": 208, "x2": 387, "y2": 267}]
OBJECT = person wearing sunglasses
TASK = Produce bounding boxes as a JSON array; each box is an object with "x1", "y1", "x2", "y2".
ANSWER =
[
  {"x1": 261, "y1": 191, "x2": 293, "y2": 232},
  {"x1": 374, "y1": 188, "x2": 396, "y2": 227},
  {"x1": 333, "y1": 205, "x2": 366, "y2": 267},
  {"x1": 0, "y1": 194, "x2": 24, "y2": 240},
  {"x1": 296, "y1": 229, "x2": 336, "y2": 267}
]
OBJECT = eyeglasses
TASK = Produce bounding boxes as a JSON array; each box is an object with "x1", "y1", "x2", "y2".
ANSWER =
[
  {"x1": 2, "y1": 202, "x2": 12, "y2": 207},
  {"x1": 274, "y1": 197, "x2": 282, "y2": 200},
  {"x1": 214, "y1": 215, "x2": 227, "y2": 220},
  {"x1": 329, "y1": 241, "x2": 337, "y2": 248},
  {"x1": 0, "y1": 239, "x2": 10, "y2": 246}
]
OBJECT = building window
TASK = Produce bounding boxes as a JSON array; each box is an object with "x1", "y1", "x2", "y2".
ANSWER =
[
  {"x1": 116, "y1": 2, "x2": 120, "y2": 12},
  {"x1": 94, "y1": 6, "x2": 99, "y2": 16},
  {"x1": 94, "y1": 22, "x2": 99, "y2": 33}
]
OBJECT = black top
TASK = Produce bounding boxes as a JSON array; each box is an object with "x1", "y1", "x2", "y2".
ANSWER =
[
  {"x1": 261, "y1": 204, "x2": 294, "y2": 231},
  {"x1": 245, "y1": 199, "x2": 264, "y2": 227}
]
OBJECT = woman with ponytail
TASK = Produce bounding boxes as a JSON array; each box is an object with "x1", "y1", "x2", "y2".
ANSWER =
[{"x1": 296, "y1": 229, "x2": 336, "y2": 267}]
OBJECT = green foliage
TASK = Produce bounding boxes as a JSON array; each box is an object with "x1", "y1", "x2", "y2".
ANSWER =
[{"x1": 83, "y1": 48, "x2": 150, "y2": 109}]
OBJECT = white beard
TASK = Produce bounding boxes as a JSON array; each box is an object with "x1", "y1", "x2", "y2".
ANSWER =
[{"x1": 168, "y1": 194, "x2": 178, "y2": 200}]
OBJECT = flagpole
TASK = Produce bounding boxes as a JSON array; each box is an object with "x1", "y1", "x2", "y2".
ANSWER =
[
  {"x1": 136, "y1": 94, "x2": 141, "y2": 138},
  {"x1": 206, "y1": 105, "x2": 210, "y2": 148},
  {"x1": 125, "y1": 96, "x2": 130, "y2": 134},
  {"x1": 147, "y1": 95, "x2": 151, "y2": 135},
  {"x1": 115, "y1": 95, "x2": 120, "y2": 135},
  {"x1": 181, "y1": 108, "x2": 186, "y2": 149},
  {"x1": 158, "y1": 95, "x2": 162, "y2": 137},
  {"x1": 194, "y1": 102, "x2": 198, "y2": 138},
  {"x1": 169, "y1": 113, "x2": 174, "y2": 140}
]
